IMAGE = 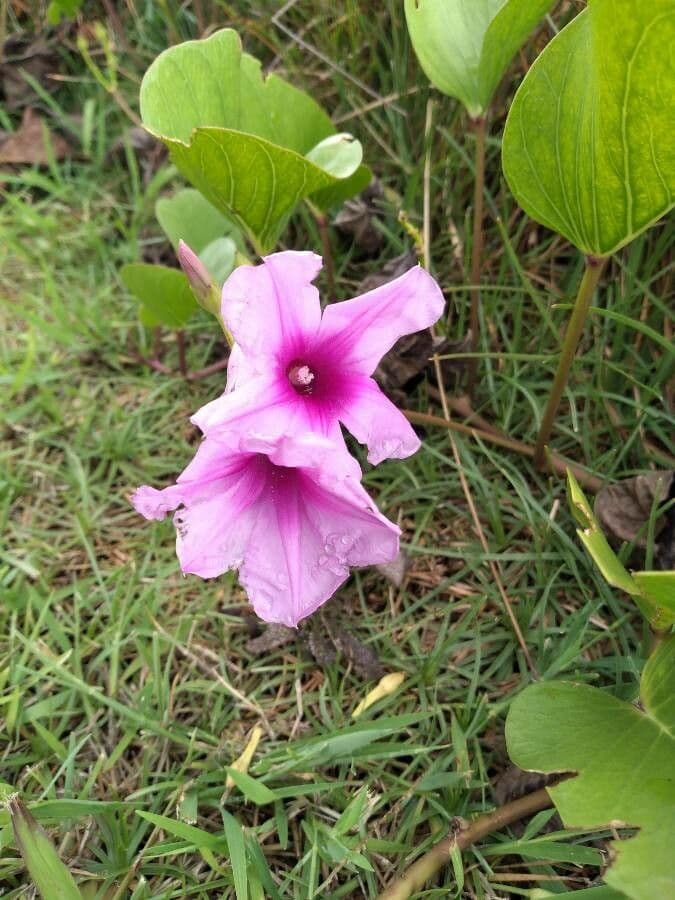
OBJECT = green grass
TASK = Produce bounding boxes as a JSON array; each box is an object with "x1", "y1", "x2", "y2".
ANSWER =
[{"x1": 1, "y1": 1, "x2": 673, "y2": 898}]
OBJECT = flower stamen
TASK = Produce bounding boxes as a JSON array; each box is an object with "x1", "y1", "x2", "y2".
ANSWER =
[{"x1": 287, "y1": 361, "x2": 315, "y2": 394}]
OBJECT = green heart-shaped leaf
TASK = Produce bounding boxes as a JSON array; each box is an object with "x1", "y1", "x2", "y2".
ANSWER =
[
  {"x1": 121, "y1": 263, "x2": 198, "y2": 329},
  {"x1": 140, "y1": 29, "x2": 369, "y2": 252},
  {"x1": 198, "y1": 237, "x2": 237, "y2": 287},
  {"x1": 162, "y1": 128, "x2": 360, "y2": 253},
  {"x1": 404, "y1": 0, "x2": 555, "y2": 117},
  {"x1": 155, "y1": 188, "x2": 241, "y2": 254},
  {"x1": 503, "y1": 0, "x2": 675, "y2": 255},
  {"x1": 506, "y1": 636, "x2": 675, "y2": 900}
]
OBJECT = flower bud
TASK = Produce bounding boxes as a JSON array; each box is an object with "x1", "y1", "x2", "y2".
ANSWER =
[
  {"x1": 178, "y1": 240, "x2": 211, "y2": 301},
  {"x1": 178, "y1": 240, "x2": 222, "y2": 319}
]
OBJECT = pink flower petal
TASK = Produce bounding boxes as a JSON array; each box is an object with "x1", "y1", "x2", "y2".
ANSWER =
[
  {"x1": 191, "y1": 374, "x2": 306, "y2": 436},
  {"x1": 131, "y1": 433, "x2": 398, "y2": 626},
  {"x1": 338, "y1": 375, "x2": 421, "y2": 464},
  {"x1": 318, "y1": 265, "x2": 445, "y2": 375},
  {"x1": 132, "y1": 484, "x2": 185, "y2": 521},
  {"x1": 174, "y1": 465, "x2": 265, "y2": 579},
  {"x1": 221, "y1": 250, "x2": 323, "y2": 368},
  {"x1": 133, "y1": 441, "x2": 267, "y2": 579},
  {"x1": 240, "y1": 463, "x2": 399, "y2": 626},
  {"x1": 192, "y1": 373, "x2": 362, "y2": 479}
]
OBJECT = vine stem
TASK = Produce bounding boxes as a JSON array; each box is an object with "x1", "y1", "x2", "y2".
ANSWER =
[
  {"x1": 533, "y1": 255, "x2": 608, "y2": 468},
  {"x1": 376, "y1": 787, "x2": 552, "y2": 900},
  {"x1": 307, "y1": 201, "x2": 336, "y2": 301},
  {"x1": 467, "y1": 114, "x2": 487, "y2": 394},
  {"x1": 403, "y1": 409, "x2": 603, "y2": 492},
  {"x1": 176, "y1": 330, "x2": 187, "y2": 377}
]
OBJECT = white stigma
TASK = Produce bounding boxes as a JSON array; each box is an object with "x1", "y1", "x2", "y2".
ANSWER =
[{"x1": 293, "y1": 365, "x2": 314, "y2": 387}]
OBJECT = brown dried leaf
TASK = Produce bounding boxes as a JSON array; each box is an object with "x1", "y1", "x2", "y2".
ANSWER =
[
  {"x1": 245, "y1": 623, "x2": 296, "y2": 655},
  {"x1": 331, "y1": 628, "x2": 383, "y2": 681},
  {"x1": 1, "y1": 33, "x2": 59, "y2": 110},
  {"x1": 305, "y1": 609, "x2": 383, "y2": 680},
  {"x1": 594, "y1": 471, "x2": 674, "y2": 548},
  {"x1": 105, "y1": 126, "x2": 166, "y2": 183},
  {"x1": 0, "y1": 107, "x2": 71, "y2": 165},
  {"x1": 375, "y1": 331, "x2": 471, "y2": 404},
  {"x1": 305, "y1": 625, "x2": 338, "y2": 669},
  {"x1": 494, "y1": 764, "x2": 558, "y2": 806},
  {"x1": 357, "y1": 249, "x2": 418, "y2": 294},
  {"x1": 375, "y1": 330, "x2": 436, "y2": 400},
  {"x1": 334, "y1": 178, "x2": 385, "y2": 254},
  {"x1": 376, "y1": 548, "x2": 409, "y2": 588}
]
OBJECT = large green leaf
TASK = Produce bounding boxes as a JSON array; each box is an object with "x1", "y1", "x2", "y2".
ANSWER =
[
  {"x1": 506, "y1": 636, "x2": 675, "y2": 900},
  {"x1": 140, "y1": 29, "x2": 369, "y2": 252},
  {"x1": 155, "y1": 188, "x2": 237, "y2": 253},
  {"x1": 404, "y1": 0, "x2": 554, "y2": 117},
  {"x1": 503, "y1": 0, "x2": 675, "y2": 255},
  {"x1": 121, "y1": 263, "x2": 198, "y2": 329},
  {"x1": 199, "y1": 237, "x2": 237, "y2": 287},
  {"x1": 567, "y1": 472, "x2": 675, "y2": 629}
]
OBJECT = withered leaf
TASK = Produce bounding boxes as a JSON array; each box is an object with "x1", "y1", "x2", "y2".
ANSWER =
[
  {"x1": 357, "y1": 249, "x2": 418, "y2": 294},
  {"x1": 494, "y1": 764, "x2": 556, "y2": 806},
  {"x1": 0, "y1": 107, "x2": 71, "y2": 165},
  {"x1": 376, "y1": 548, "x2": 409, "y2": 588},
  {"x1": 305, "y1": 625, "x2": 338, "y2": 669},
  {"x1": 245, "y1": 603, "x2": 384, "y2": 681},
  {"x1": 594, "y1": 471, "x2": 674, "y2": 550},
  {"x1": 334, "y1": 178, "x2": 385, "y2": 254},
  {"x1": 310, "y1": 608, "x2": 384, "y2": 681},
  {"x1": 245, "y1": 623, "x2": 295, "y2": 655},
  {"x1": 1, "y1": 33, "x2": 59, "y2": 110}
]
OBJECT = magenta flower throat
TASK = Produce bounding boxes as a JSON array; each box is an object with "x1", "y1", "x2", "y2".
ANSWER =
[{"x1": 193, "y1": 251, "x2": 445, "y2": 465}]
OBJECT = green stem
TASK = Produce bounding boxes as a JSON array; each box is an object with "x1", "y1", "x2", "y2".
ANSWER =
[
  {"x1": 533, "y1": 255, "x2": 609, "y2": 469},
  {"x1": 306, "y1": 200, "x2": 336, "y2": 301},
  {"x1": 0, "y1": 0, "x2": 7, "y2": 56},
  {"x1": 376, "y1": 787, "x2": 552, "y2": 900},
  {"x1": 467, "y1": 114, "x2": 487, "y2": 394},
  {"x1": 317, "y1": 212, "x2": 336, "y2": 302},
  {"x1": 176, "y1": 329, "x2": 187, "y2": 377}
]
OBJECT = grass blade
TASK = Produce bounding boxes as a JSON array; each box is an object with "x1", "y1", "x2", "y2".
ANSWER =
[{"x1": 8, "y1": 794, "x2": 82, "y2": 900}]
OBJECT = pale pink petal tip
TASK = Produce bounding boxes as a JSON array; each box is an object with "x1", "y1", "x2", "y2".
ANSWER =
[
  {"x1": 318, "y1": 264, "x2": 446, "y2": 375},
  {"x1": 219, "y1": 249, "x2": 323, "y2": 364},
  {"x1": 340, "y1": 375, "x2": 422, "y2": 465},
  {"x1": 131, "y1": 485, "x2": 175, "y2": 521}
]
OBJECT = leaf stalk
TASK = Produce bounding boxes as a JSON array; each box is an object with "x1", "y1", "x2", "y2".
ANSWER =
[
  {"x1": 467, "y1": 114, "x2": 487, "y2": 393},
  {"x1": 533, "y1": 255, "x2": 609, "y2": 468}
]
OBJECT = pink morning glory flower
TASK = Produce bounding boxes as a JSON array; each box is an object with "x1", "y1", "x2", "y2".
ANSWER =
[
  {"x1": 132, "y1": 432, "x2": 400, "y2": 627},
  {"x1": 192, "y1": 251, "x2": 445, "y2": 465}
]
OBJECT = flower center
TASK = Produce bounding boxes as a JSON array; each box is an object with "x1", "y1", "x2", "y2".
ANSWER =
[{"x1": 287, "y1": 360, "x2": 316, "y2": 395}]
